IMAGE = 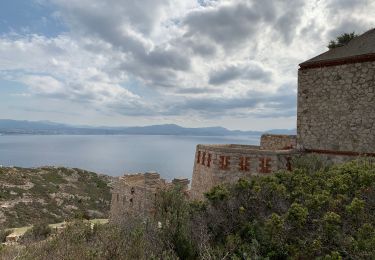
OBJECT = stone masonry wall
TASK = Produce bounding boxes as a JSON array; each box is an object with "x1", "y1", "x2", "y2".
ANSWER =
[
  {"x1": 110, "y1": 173, "x2": 164, "y2": 223},
  {"x1": 110, "y1": 172, "x2": 189, "y2": 223},
  {"x1": 260, "y1": 134, "x2": 297, "y2": 150},
  {"x1": 190, "y1": 144, "x2": 295, "y2": 200},
  {"x1": 297, "y1": 61, "x2": 375, "y2": 153}
]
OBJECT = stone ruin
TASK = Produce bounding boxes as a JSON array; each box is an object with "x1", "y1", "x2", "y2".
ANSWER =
[
  {"x1": 110, "y1": 28, "x2": 375, "y2": 218},
  {"x1": 110, "y1": 172, "x2": 189, "y2": 223}
]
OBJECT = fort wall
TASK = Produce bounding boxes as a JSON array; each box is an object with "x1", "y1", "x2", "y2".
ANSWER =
[
  {"x1": 297, "y1": 61, "x2": 375, "y2": 154},
  {"x1": 190, "y1": 144, "x2": 296, "y2": 200},
  {"x1": 260, "y1": 134, "x2": 296, "y2": 150}
]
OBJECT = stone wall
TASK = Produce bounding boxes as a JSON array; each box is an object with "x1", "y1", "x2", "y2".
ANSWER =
[
  {"x1": 110, "y1": 172, "x2": 189, "y2": 223},
  {"x1": 260, "y1": 134, "x2": 296, "y2": 150},
  {"x1": 110, "y1": 173, "x2": 160, "y2": 223},
  {"x1": 190, "y1": 144, "x2": 296, "y2": 200},
  {"x1": 297, "y1": 61, "x2": 375, "y2": 153}
]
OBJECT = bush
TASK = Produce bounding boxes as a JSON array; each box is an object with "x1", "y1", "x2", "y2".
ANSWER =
[
  {"x1": 2, "y1": 160, "x2": 375, "y2": 259},
  {"x1": 21, "y1": 222, "x2": 52, "y2": 244},
  {"x1": 328, "y1": 32, "x2": 358, "y2": 49},
  {"x1": 0, "y1": 229, "x2": 11, "y2": 243}
]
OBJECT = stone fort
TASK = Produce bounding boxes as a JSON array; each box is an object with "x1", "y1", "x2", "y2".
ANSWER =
[{"x1": 110, "y1": 28, "x2": 375, "y2": 218}]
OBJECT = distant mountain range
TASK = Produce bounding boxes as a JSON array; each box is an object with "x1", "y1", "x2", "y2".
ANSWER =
[{"x1": 0, "y1": 119, "x2": 296, "y2": 136}]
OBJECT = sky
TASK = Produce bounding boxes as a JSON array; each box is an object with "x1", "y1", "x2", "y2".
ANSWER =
[{"x1": 0, "y1": 0, "x2": 374, "y2": 130}]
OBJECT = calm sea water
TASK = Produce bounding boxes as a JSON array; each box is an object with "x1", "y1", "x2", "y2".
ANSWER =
[{"x1": 0, "y1": 135, "x2": 259, "y2": 180}]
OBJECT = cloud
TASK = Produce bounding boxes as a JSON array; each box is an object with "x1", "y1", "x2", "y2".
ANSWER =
[
  {"x1": 0, "y1": 0, "x2": 374, "y2": 127},
  {"x1": 21, "y1": 75, "x2": 66, "y2": 97},
  {"x1": 183, "y1": 3, "x2": 265, "y2": 49},
  {"x1": 327, "y1": 0, "x2": 370, "y2": 10},
  {"x1": 209, "y1": 63, "x2": 272, "y2": 85}
]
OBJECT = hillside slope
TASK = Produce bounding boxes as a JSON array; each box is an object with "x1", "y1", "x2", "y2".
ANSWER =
[{"x1": 0, "y1": 167, "x2": 115, "y2": 228}]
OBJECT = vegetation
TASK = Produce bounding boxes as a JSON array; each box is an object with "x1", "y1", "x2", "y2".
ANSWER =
[
  {"x1": 0, "y1": 229, "x2": 11, "y2": 243},
  {"x1": 2, "y1": 159, "x2": 375, "y2": 259},
  {"x1": 21, "y1": 222, "x2": 52, "y2": 244},
  {"x1": 0, "y1": 166, "x2": 113, "y2": 228},
  {"x1": 328, "y1": 32, "x2": 358, "y2": 49}
]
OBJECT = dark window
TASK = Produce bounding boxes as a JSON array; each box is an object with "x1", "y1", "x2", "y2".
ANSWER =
[{"x1": 131, "y1": 187, "x2": 135, "y2": 194}]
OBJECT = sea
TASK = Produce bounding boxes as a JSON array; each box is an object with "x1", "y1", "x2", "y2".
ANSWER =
[{"x1": 0, "y1": 135, "x2": 260, "y2": 180}]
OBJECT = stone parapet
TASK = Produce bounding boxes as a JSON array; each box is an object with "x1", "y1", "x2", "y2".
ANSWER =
[
  {"x1": 190, "y1": 144, "x2": 297, "y2": 200},
  {"x1": 260, "y1": 134, "x2": 296, "y2": 150}
]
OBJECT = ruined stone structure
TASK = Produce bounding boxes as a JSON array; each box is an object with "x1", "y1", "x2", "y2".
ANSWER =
[
  {"x1": 111, "y1": 29, "x2": 375, "y2": 215},
  {"x1": 190, "y1": 28, "x2": 375, "y2": 200},
  {"x1": 110, "y1": 172, "x2": 189, "y2": 223}
]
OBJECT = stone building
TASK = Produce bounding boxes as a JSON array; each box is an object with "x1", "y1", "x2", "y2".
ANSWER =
[
  {"x1": 298, "y1": 28, "x2": 375, "y2": 156},
  {"x1": 110, "y1": 172, "x2": 189, "y2": 223},
  {"x1": 190, "y1": 28, "x2": 375, "y2": 200}
]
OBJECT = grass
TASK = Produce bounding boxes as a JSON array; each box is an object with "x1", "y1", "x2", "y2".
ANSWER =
[{"x1": 4, "y1": 219, "x2": 109, "y2": 238}]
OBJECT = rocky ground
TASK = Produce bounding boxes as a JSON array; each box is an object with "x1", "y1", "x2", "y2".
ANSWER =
[{"x1": 0, "y1": 166, "x2": 116, "y2": 228}]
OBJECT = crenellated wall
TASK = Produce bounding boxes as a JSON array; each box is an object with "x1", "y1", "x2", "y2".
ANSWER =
[{"x1": 190, "y1": 144, "x2": 296, "y2": 200}]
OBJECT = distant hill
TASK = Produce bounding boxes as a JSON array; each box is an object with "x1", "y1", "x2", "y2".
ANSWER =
[
  {"x1": 0, "y1": 166, "x2": 115, "y2": 228},
  {"x1": 0, "y1": 119, "x2": 296, "y2": 136}
]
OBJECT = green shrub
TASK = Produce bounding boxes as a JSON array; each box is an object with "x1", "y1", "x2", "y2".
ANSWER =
[
  {"x1": 2, "y1": 160, "x2": 375, "y2": 259},
  {"x1": 328, "y1": 32, "x2": 358, "y2": 49},
  {"x1": 0, "y1": 229, "x2": 12, "y2": 243},
  {"x1": 21, "y1": 222, "x2": 52, "y2": 244}
]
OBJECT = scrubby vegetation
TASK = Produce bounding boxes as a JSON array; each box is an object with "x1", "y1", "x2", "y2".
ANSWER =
[
  {"x1": 0, "y1": 167, "x2": 113, "y2": 228},
  {"x1": 20, "y1": 222, "x2": 52, "y2": 244},
  {"x1": 328, "y1": 32, "x2": 358, "y2": 49},
  {"x1": 2, "y1": 159, "x2": 375, "y2": 259},
  {"x1": 0, "y1": 229, "x2": 11, "y2": 243}
]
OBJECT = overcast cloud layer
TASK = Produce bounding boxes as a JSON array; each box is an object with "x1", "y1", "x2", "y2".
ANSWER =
[{"x1": 0, "y1": 0, "x2": 374, "y2": 130}]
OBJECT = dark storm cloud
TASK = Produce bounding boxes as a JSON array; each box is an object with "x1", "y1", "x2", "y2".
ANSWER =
[{"x1": 209, "y1": 64, "x2": 272, "y2": 85}]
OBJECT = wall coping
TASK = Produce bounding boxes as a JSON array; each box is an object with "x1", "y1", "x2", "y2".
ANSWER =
[
  {"x1": 197, "y1": 144, "x2": 297, "y2": 155},
  {"x1": 305, "y1": 148, "x2": 375, "y2": 157}
]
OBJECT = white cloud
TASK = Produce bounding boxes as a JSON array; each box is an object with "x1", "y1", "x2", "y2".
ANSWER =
[{"x1": 0, "y1": 0, "x2": 375, "y2": 129}]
